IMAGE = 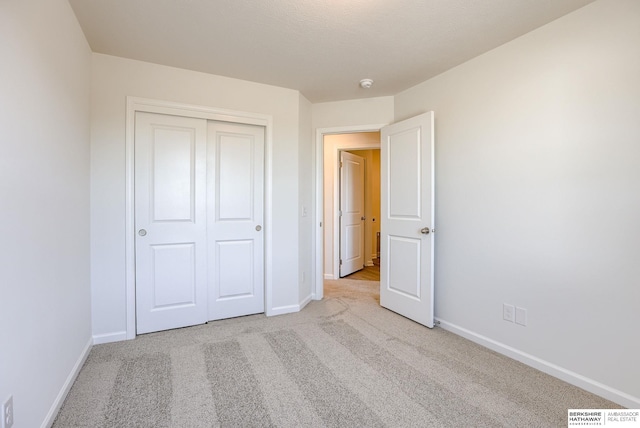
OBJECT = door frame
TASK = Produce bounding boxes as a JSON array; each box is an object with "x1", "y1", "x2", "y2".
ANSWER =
[
  {"x1": 313, "y1": 124, "x2": 386, "y2": 300},
  {"x1": 125, "y1": 96, "x2": 273, "y2": 340}
]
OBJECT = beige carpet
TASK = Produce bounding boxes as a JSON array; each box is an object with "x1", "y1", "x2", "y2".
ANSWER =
[{"x1": 53, "y1": 279, "x2": 619, "y2": 427}]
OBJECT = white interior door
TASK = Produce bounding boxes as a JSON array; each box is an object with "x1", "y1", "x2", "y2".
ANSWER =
[
  {"x1": 339, "y1": 151, "x2": 365, "y2": 277},
  {"x1": 135, "y1": 112, "x2": 208, "y2": 334},
  {"x1": 380, "y1": 112, "x2": 435, "y2": 328},
  {"x1": 207, "y1": 121, "x2": 265, "y2": 320}
]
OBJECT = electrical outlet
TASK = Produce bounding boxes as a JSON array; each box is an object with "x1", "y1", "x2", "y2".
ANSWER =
[
  {"x1": 515, "y1": 307, "x2": 527, "y2": 326},
  {"x1": 503, "y1": 303, "x2": 515, "y2": 322},
  {"x1": 3, "y1": 395, "x2": 13, "y2": 428}
]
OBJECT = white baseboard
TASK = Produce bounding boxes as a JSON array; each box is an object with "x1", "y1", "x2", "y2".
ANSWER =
[
  {"x1": 268, "y1": 303, "x2": 300, "y2": 316},
  {"x1": 365, "y1": 260, "x2": 374, "y2": 267},
  {"x1": 41, "y1": 337, "x2": 92, "y2": 428},
  {"x1": 436, "y1": 318, "x2": 640, "y2": 409},
  {"x1": 93, "y1": 331, "x2": 128, "y2": 345},
  {"x1": 299, "y1": 293, "x2": 313, "y2": 310},
  {"x1": 324, "y1": 273, "x2": 335, "y2": 280}
]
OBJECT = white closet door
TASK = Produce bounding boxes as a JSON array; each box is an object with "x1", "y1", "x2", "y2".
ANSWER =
[
  {"x1": 135, "y1": 112, "x2": 208, "y2": 334},
  {"x1": 207, "y1": 121, "x2": 265, "y2": 321}
]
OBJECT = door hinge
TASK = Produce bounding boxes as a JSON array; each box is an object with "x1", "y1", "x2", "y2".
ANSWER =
[
  {"x1": 340, "y1": 259, "x2": 343, "y2": 265},
  {"x1": 339, "y1": 210, "x2": 342, "y2": 217}
]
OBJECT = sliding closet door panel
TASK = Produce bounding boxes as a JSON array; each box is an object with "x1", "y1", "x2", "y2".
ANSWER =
[
  {"x1": 135, "y1": 112, "x2": 208, "y2": 334},
  {"x1": 208, "y1": 121, "x2": 265, "y2": 320}
]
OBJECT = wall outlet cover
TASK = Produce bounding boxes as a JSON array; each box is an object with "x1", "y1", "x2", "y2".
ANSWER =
[
  {"x1": 516, "y1": 307, "x2": 527, "y2": 326},
  {"x1": 503, "y1": 303, "x2": 515, "y2": 322},
  {"x1": 3, "y1": 395, "x2": 13, "y2": 428}
]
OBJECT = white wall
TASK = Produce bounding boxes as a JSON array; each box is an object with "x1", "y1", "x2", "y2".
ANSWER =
[
  {"x1": 395, "y1": 0, "x2": 640, "y2": 406},
  {"x1": 298, "y1": 93, "x2": 313, "y2": 305},
  {"x1": 0, "y1": 0, "x2": 92, "y2": 426},
  {"x1": 312, "y1": 96, "x2": 394, "y2": 130},
  {"x1": 90, "y1": 54, "x2": 304, "y2": 340}
]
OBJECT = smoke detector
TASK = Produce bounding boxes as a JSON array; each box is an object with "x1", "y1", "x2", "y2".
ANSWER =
[{"x1": 359, "y1": 78, "x2": 374, "y2": 89}]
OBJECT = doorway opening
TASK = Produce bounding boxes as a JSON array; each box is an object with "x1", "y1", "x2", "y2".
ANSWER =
[
  {"x1": 320, "y1": 132, "x2": 381, "y2": 296},
  {"x1": 314, "y1": 124, "x2": 386, "y2": 301},
  {"x1": 338, "y1": 148, "x2": 381, "y2": 281},
  {"x1": 313, "y1": 113, "x2": 435, "y2": 329}
]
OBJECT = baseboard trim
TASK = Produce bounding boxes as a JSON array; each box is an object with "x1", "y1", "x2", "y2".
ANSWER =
[
  {"x1": 41, "y1": 336, "x2": 92, "y2": 428},
  {"x1": 365, "y1": 260, "x2": 374, "y2": 267},
  {"x1": 269, "y1": 304, "x2": 300, "y2": 316},
  {"x1": 299, "y1": 293, "x2": 313, "y2": 310},
  {"x1": 93, "y1": 331, "x2": 128, "y2": 345},
  {"x1": 436, "y1": 318, "x2": 640, "y2": 408},
  {"x1": 324, "y1": 273, "x2": 334, "y2": 280}
]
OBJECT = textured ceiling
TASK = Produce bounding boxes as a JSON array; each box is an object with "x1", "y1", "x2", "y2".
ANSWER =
[{"x1": 68, "y1": 0, "x2": 595, "y2": 103}]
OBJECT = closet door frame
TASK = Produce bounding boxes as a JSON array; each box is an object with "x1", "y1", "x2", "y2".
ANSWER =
[{"x1": 124, "y1": 96, "x2": 273, "y2": 340}]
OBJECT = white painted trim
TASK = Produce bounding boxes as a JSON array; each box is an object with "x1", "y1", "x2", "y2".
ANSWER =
[
  {"x1": 269, "y1": 304, "x2": 301, "y2": 316},
  {"x1": 436, "y1": 318, "x2": 640, "y2": 409},
  {"x1": 299, "y1": 293, "x2": 313, "y2": 311},
  {"x1": 324, "y1": 273, "x2": 335, "y2": 280},
  {"x1": 263, "y1": 116, "x2": 274, "y2": 318},
  {"x1": 125, "y1": 100, "x2": 136, "y2": 339},
  {"x1": 365, "y1": 260, "x2": 374, "y2": 267},
  {"x1": 92, "y1": 331, "x2": 128, "y2": 345},
  {"x1": 313, "y1": 124, "x2": 387, "y2": 300},
  {"x1": 42, "y1": 337, "x2": 92, "y2": 428},
  {"x1": 125, "y1": 97, "x2": 274, "y2": 336}
]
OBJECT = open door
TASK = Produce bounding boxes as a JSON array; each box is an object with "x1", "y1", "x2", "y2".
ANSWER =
[
  {"x1": 339, "y1": 151, "x2": 366, "y2": 277},
  {"x1": 380, "y1": 112, "x2": 435, "y2": 328}
]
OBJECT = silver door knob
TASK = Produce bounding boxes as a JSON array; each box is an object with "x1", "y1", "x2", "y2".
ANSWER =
[
  {"x1": 138, "y1": 229, "x2": 147, "y2": 236},
  {"x1": 255, "y1": 225, "x2": 262, "y2": 231},
  {"x1": 420, "y1": 227, "x2": 430, "y2": 235}
]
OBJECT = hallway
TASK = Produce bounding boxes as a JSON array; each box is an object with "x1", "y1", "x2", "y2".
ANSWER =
[{"x1": 341, "y1": 258, "x2": 380, "y2": 282}]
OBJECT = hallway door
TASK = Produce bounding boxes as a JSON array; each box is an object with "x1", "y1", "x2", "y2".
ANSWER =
[
  {"x1": 380, "y1": 112, "x2": 435, "y2": 328},
  {"x1": 339, "y1": 151, "x2": 365, "y2": 277}
]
